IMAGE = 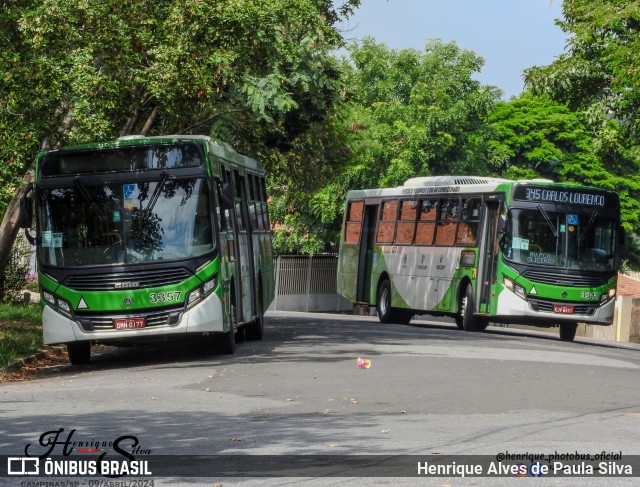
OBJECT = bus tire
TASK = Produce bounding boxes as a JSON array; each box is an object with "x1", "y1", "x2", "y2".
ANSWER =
[
  {"x1": 377, "y1": 279, "x2": 395, "y2": 323},
  {"x1": 477, "y1": 318, "x2": 489, "y2": 331},
  {"x1": 245, "y1": 286, "x2": 264, "y2": 341},
  {"x1": 67, "y1": 342, "x2": 91, "y2": 365},
  {"x1": 218, "y1": 328, "x2": 236, "y2": 354},
  {"x1": 218, "y1": 297, "x2": 237, "y2": 354},
  {"x1": 559, "y1": 323, "x2": 577, "y2": 342},
  {"x1": 377, "y1": 279, "x2": 412, "y2": 324},
  {"x1": 398, "y1": 309, "x2": 414, "y2": 325},
  {"x1": 459, "y1": 285, "x2": 481, "y2": 332}
]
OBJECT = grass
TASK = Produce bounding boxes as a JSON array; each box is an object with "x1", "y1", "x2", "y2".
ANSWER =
[{"x1": 0, "y1": 302, "x2": 44, "y2": 370}]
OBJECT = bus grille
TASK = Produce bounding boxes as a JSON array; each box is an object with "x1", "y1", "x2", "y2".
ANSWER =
[
  {"x1": 521, "y1": 270, "x2": 607, "y2": 287},
  {"x1": 64, "y1": 268, "x2": 192, "y2": 290},
  {"x1": 528, "y1": 298, "x2": 596, "y2": 316},
  {"x1": 75, "y1": 305, "x2": 184, "y2": 332}
]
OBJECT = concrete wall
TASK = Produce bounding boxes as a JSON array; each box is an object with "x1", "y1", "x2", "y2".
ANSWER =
[{"x1": 576, "y1": 295, "x2": 639, "y2": 343}]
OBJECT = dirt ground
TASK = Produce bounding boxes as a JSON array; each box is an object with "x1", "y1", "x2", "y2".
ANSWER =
[{"x1": 0, "y1": 348, "x2": 69, "y2": 383}]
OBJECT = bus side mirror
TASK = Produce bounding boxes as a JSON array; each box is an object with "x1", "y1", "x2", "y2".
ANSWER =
[
  {"x1": 19, "y1": 182, "x2": 33, "y2": 229},
  {"x1": 619, "y1": 226, "x2": 625, "y2": 246},
  {"x1": 20, "y1": 182, "x2": 36, "y2": 245},
  {"x1": 497, "y1": 215, "x2": 507, "y2": 234},
  {"x1": 217, "y1": 179, "x2": 234, "y2": 210}
]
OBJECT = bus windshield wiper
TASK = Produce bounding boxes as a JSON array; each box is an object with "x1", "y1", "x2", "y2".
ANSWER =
[
  {"x1": 75, "y1": 177, "x2": 109, "y2": 222},
  {"x1": 537, "y1": 204, "x2": 558, "y2": 238},
  {"x1": 580, "y1": 210, "x2": 599, "y2": 242},
  {"x1": 144, "y1": 171, "x2": 169, "y2": 216}
]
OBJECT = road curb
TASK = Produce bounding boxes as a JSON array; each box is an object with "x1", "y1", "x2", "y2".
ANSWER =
[{"x1": 6, "y1": 346, "x2": 66, "y2": 371}]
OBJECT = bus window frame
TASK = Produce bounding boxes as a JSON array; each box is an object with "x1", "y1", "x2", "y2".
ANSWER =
[
  {"x1": 376, "y1": 199, "x2": 399, "y2": 244},
  {"x1": 394, "y1": 199, "x2": 418, "y2": 245},
  {"x1": 344, "y1": 200, "x2": 365, "y2": 244}
]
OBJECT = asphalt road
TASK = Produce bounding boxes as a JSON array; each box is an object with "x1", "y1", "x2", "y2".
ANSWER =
[{"x1": 2, "y1": 311, "x2": 640, "y2": 486}]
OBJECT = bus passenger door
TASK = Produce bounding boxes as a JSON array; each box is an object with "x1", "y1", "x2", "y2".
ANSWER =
[
  {"x1": 233, "y1": 170, "x2": 255, "y2": 324},
  {"x1": 356, "y1": 205, "x2": 378, "y2": 304},
  {"x1": 476, "y1": 200, "x2": 501, "y2": 315}
]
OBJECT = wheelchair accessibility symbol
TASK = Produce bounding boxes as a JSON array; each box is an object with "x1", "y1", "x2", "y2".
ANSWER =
[{"x1": 123, "y1": 183, "x2": 138, "y2": 199}]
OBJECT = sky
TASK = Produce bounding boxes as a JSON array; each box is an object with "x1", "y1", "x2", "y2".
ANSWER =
[{"x1": 338, "y1": 0, "x2": 568, "y2": 100}]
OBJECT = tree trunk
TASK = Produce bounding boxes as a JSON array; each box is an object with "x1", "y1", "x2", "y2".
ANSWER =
[{"x1": 0, "y1": 167, "x2": 35, "y2": 300}]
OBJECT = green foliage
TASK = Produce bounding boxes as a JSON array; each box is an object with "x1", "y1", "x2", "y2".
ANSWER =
[
  {"x1": 339, "y1": 38, "x2": 502, "y2": 189},
  {"x1": 0, "y1": 303, "x2": 42, "y2": 370},
  {"x1": 523, "y1": 0, "x2": 640, "y2": 266},
  {"x1": 271, "y1": 38, "x2": 504, "y2": 254},
  {"x1": 488, "y1": 93, "x2": 605, "y2": 180},
  {"x1": 1, "y1": 237, "x2": 33, "y2": 303},
  {"x1": 0, "y1": 0, "x2": 356, "y2": 214}
]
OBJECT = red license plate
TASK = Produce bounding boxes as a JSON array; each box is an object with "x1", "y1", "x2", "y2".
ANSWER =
[
  {"x1": 553, "y1": 305, "x2": 575, "y2": 314},
  {"x1": 113, "y1": 318, "x2": 146, "y2": 330}
]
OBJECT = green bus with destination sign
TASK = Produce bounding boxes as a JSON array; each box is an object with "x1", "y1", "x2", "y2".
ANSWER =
[
  {"x1": 21, "y1": 135, "x2": 274, "y2": 364},
  {"x1": 337, "y1": 176, "x2": 622, "y2": 341}
]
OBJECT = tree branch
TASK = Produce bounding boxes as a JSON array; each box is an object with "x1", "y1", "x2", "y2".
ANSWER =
[
  {"x1": 140, "y1": 107, "x2": 159, "y2": 135},
  {"x1": 177, "y1": 109, "x2": 244, "y2": 134}
]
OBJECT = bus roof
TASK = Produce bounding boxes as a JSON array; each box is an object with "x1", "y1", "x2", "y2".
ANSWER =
[
  {"x1": 346, "y1": 175, "x2": 613, "y2": 199},
  {"x1": 404, "y1": 176, "x2": 512, "y2": 187},
  {"x1": 37, "y1": 134, "x2": 264, "y2": 173}
]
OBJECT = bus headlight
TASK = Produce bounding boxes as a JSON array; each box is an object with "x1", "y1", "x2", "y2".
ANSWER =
[
  {"x1": 57, "y1": 299, "x2": 71, "y2": 314},
  {"x1": 43, "y1": 291, "x2": 56, "y2": 306},
  {"x1": 42, "y1": 290, "x2": 72, "y2": 317},
  {"x1": 203, "y1": 277, "x2": 217, "y2": 296},
  {"x1": 601, "y1": 288, "x2": 616, "y2": 304},
  {"x1": 186, "y1": 288, "x2": 203, "y2": 309},
  {"x1": 503, "y1": 276, "x2": 526, "y2": 298}
]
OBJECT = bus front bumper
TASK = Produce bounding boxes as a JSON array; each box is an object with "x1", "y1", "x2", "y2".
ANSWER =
[
  {"x1": 494, "y1": 290, "x2": 615, "y2": 326},
  {"x1": 43, "y1": 292, "x2": 226, "y2": 345}
]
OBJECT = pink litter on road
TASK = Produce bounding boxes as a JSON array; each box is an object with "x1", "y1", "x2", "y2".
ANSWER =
[{"x1": 357, "y1": 357, "x2": 371, "y2": 369}]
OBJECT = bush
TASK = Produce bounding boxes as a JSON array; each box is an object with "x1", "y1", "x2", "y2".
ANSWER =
[{"x1": 1, "y1": 236, "x2": 34, "y2": 303}]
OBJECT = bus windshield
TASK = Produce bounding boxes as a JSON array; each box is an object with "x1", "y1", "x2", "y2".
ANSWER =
[
  {"x1": 501, "y1": 207, "x2": 617, "y2": 271},
  {"x1": 38, "y1": 178, "x2": 214, "y2": 267}
]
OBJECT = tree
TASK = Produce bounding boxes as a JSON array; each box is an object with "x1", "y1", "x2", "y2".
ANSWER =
[
  {"x1": 269, "y1": 38, "x2": 503, "y2": 254},
  {"x1": 0, "y1": 0, "x2": 360, "y2": 293},
  {"x1": 523, "y1": 0, "x2": 640, "y2": 264},
  {"x1": 339, "y1": 38, "x2": 502, "y2": 188},
  {"x1": 488, "y1": 93, "x2": 607, "y2": 181}
]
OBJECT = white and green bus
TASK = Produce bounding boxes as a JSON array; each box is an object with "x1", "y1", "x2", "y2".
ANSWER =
[
  {"x1": 337, "y1": 176, "x2": 622, "y2": 341},
  {"x1": 21, "y1": 135, "x2": 274, "y2": 364}
]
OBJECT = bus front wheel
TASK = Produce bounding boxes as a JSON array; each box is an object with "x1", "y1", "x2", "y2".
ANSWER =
[
  {"x1": 217, "y1": 328, "x2": 236, "y2": 354},
  {"x1": 217, "y1": 301, "x2": 237, "y2": 354},
  {"x1": 559, "y1": 323, "x2": 577, "y2": 342},
  {"x1": 457, "y1": 285, "x2": 481, "y2": 332},
  {"x1": 245, "y1": 284, "x2": 264, "y2": 341},
  {"x1": 67, "y1": 342, "x2": 91, "y2": 365}
]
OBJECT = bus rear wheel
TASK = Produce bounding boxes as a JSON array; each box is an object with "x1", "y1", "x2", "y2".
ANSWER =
[
  {"x1": 559, "y1": 323, "x2": 577, "y2": 342},
  {"x1": 377, "y1": 279, "x2": 413, "y2": 325},
  {"x1": 67, "y1": 342, "x2": 91, "y2": 365}
]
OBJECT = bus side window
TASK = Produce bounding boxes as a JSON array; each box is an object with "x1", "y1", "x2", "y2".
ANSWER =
[
  {"x1": 376, "y1": 200, "x2": 398, "y2": 244},
  {"x1": 435, "y1": 198, "x2": 458, "y2": 245},
  {"x1": 345, "y1": 200, "x2": 364, "y2": 244},
  {"x1": 456, "y1": 198, "x2": 481, "y2": 246},
  {"x1": 395, "y1": 199, "x2": 417, "y2": 244},
  {"x1": 415, "y1": 199, "x2": 437, "y2": 245},
  {"x1": 217, "y1": 169, "x2": 233, "y2": 233}
]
